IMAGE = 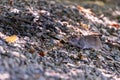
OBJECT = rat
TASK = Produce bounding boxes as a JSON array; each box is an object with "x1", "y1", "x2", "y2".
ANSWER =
[{"x1": 68, "y1": 35, "x2": 102, "y2": 50}]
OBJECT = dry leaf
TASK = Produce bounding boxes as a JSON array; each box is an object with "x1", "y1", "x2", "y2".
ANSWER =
[
  {"x1": 69, "y1": 35, "x2": 102, "y2": 50},
  {"x1": 9, "y1": 0, "x2": 13, "y2": 7},
  {"x1": 77, "y1": 5, "x2": 95, "y2": 15},
  {"x1": 78, "y1": 54, "x2": 87, "y2": 60},
  {"x1": 38, "y1": 51, "x2": 45, "y2": 57},
  {"x1": 109, "y1": 23, "x2": 120, "y2": 29},
  {"x1": 28, "y1": 48, "x2": 35, "y2": 54},
  {"x1": 80, "y1": 22, "x2": 89, "y2": 30},
  {"x1": 5, "y1": 35, "x2": 18, "y2": 43}
]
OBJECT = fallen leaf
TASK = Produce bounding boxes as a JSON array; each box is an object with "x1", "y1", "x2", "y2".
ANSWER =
[
  {"x1": 38, "y1": 51, "x2": 45, "y2": 57},
  {"x1": 77, "y1": 54, "x2": 87, "y2": 60},
  {"x1": 109, "y1": 23, "x2": 120, "y2": 29},
  {"x1": 69, "y1": 35, "x2": 102, "y2": 50},
  {"x1": 80, "y1": 22, "x2": 89, "y2": 30},
  {"x1": 28, "y1": 48, "x2": 35, "y2": 54},
  {"x1": 5, "y1": 35, "x2": 18, "y2": 43},
  {"x1": 77, "y1": 5, "x2": 95, "y2": 15}
]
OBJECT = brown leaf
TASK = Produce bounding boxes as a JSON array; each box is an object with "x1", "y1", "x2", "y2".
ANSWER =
[
  {"x1": 80, "y1": 22, "x2": 89, "y2": 30},
  {"x1": 28, "y1": 48, "x2": 35, "y2": 54},
  {"x1": 77, "y1": 5, "x2": 95, "y2": 15},
  {"x1": 78, "y1": 54, "x2": 87, "y2": 60},
  {"x1": 9, "y1": 0, "x2": 13, "y2": 7},
  {"x1": 38, "y1": 51, "x2": 45, "y2": 57},
  {"x1": 109, "y1": 23, "x2": 120, "y2": 29},
  {"x1": 69, "y1": 35, "x2": 102, "y2": 50}
]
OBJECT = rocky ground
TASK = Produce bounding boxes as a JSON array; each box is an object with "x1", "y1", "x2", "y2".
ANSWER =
[{"x1": 0, "y1": 0, "x2": 120, "y2": 80}]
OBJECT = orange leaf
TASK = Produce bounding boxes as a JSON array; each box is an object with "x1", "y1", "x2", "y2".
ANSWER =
[
  {"x1": 5, "y1": 35, "x2": 18, "y2": 43},
  {"x1": 110, "y1": 23, "x2": 120, "y2": 29}
]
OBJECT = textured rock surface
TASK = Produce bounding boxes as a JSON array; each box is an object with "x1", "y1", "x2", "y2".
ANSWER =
[{"x1": 0, "y1": 0, "x2": 120, "y2": 80}]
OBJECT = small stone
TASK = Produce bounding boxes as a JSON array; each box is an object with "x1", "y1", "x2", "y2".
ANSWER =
[
  {"x1": 0, "y1": 46, "x2": 6, "y2": 54},
  {"x1": 0, "y1": 72, "x2": 10, "y2": 80},
  {"x1": 0, "y1": 40, "x2": 5, "y2": 46}
]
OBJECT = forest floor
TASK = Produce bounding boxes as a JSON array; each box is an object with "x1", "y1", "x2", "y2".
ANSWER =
[{"x1": 0, "y1": 0, "x2": 120, "y2": 80}]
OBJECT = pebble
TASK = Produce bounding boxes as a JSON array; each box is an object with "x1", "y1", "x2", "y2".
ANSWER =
[
  {"x1": 0, "y1": 0, "x2": 119, "y2": 80},
  {"x1": 0, "y1": 46, "x2": 6, "y2": 54}
]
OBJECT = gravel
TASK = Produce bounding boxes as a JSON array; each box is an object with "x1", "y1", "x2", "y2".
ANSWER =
[{"x1": 0, "y1": 0, "x2": 120, "y2": 80}]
